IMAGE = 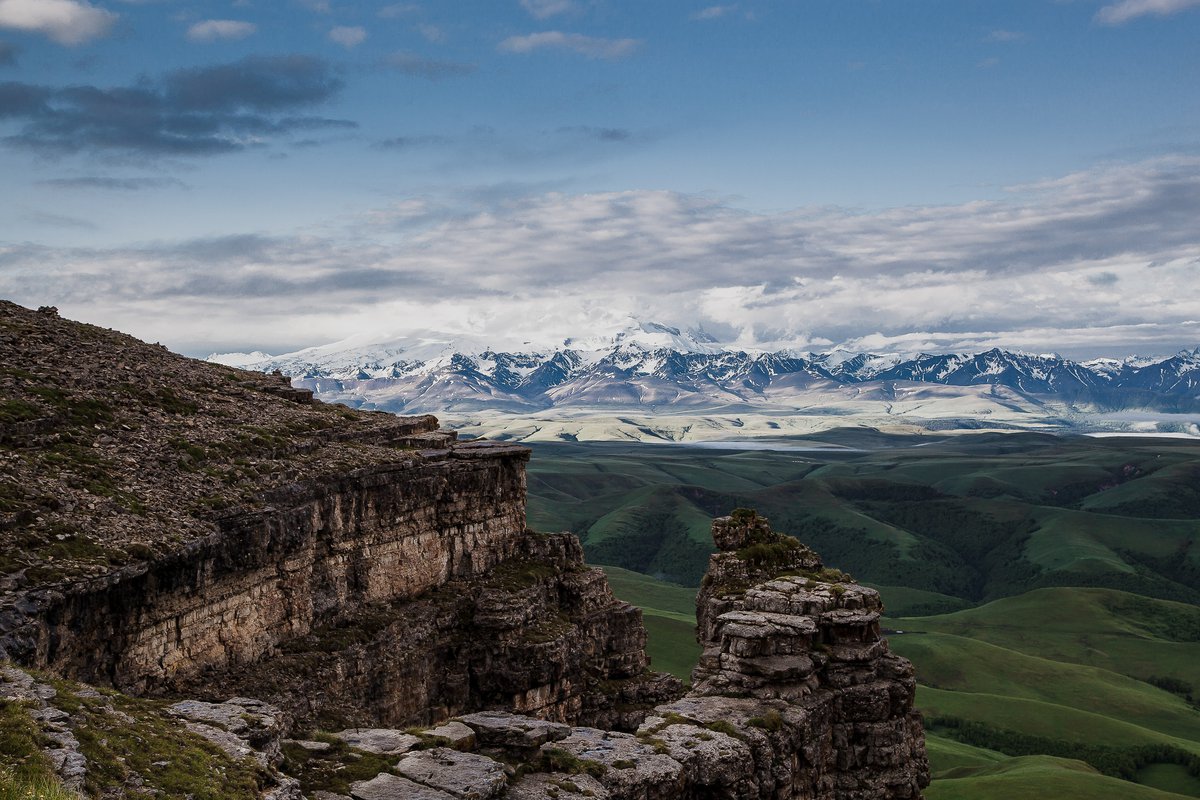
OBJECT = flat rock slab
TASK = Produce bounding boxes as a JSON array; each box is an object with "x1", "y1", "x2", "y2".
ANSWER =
[
  {"x1": 457, "y1": 711, "x2": 570, "y2": 749},
  {"x1": 168, "y1": 698, "x2": 281, "y2": 739},
  {"x1": 284, "y1": 738, "x2": 333, "y2": 753},
  {"x1": 546, "y1": 728, "x2": 684, "y2": 797},
  {"x1": 395, "y1": 748, "x2": 507, "y2": 799},
  {"x1": 350, "y1": 774, "x2": 456, "y2": 800},
  {"x1": 506, "y1": 773, "x2": 610, "y2": 800},
  {"x1": 333, "y1": 729, "x2": 420, "y2": 755},
  {"x1": 424, "y1": 721, "x2": 476, "y2": 750}
]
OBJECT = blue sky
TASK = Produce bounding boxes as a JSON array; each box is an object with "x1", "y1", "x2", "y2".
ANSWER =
[{"x1": 1, "y1": 0, "x2": 1199, "y2": 357}]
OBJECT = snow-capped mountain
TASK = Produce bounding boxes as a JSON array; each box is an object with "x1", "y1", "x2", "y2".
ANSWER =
[{"x1": 209, "y1": 324, "x2": 1200, "y2": 429}]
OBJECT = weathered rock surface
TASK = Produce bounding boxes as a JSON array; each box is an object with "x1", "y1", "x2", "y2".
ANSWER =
[
  {"x1": 0, "y1": 304, "x2": 928, "y2": 798},
  {"x1": 288, "y1": 513, "x2": 927, "y2": 799},
  {"x1": 395, "y1": 748, "x2": 508, "y2": 799},
  {"x1": 0, "y1": 300, "x2": 678, "y2": 733}
]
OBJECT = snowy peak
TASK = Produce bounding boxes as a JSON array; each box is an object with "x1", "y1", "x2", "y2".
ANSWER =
[{"x1": 208, "y1": 336, "x2": 1200, "y2": 416}]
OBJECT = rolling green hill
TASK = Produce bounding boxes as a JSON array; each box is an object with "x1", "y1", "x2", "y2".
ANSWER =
[{"x1": 532, "y1": 434, "x2": 1200, "y2": 798}]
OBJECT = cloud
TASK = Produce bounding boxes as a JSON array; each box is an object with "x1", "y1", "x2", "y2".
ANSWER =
[
  {"x1": 0, "y1": 0, "x2": 116, "y2": 45},
  {"x1": 39, "y1": 175, "x2": 187, "y2": 190},
  {"x1": 519, "y1": 0, "x2": 574, "y2": 19},
  {"x1": 384, "y1": 51, "x2": 476, "y2": 79},
  {"x1": 691, "y1": 5, "x2": 737, "y2": 20},
  {"x1": 985, "y1": 29, "x2": 1024, "y2": 42},
  {"x1": 0, "y1": 55, "x2": 350, "y2": 156},
  {"x1": 498, "y1": 31, "x2": 641, "y2": 59},
  {"x1": 5, "y1": 156, "x2": 1200, "y2": 357},
  {"x1": 376, "y1": 134, "x2": 451, "y2": 150},
  {"x1": 1096, "y1": 0, "x2": 1200, "y2": 24},
  {"x1": 328, "y1": 25, "x2": 365, "y2": 48},
  {"x1": 557, "y1": 125, "x2": 631, "y2": 141},
  {"x1": 378, "y1": 3, "x2": 419, "y2": 18},
  {"x1": 186, "y1": 19, "x2": 257, "y2": 42},
  {"x1": 20, "y1": 209, "x2": 95, "y2": 229},
  {"x1": 417, "y1": 23, "x2": 443, "y2": 43}
]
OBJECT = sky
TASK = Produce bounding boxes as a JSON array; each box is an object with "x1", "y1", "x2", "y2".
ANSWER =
[{"x1": 0, "y1": 0, "x2": 1198, "y2": 359}]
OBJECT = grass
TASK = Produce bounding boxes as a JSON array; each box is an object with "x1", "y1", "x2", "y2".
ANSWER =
[
  {"x1": 887, "y1": 633, "x2": 1200, "y2": 742},
  {"x1": 889, "y1": 587, "x2": 1200, "y2": 686},
  {"x1": 1, "y1": 669, "x2": 272, "y2": 800},
  {"x1": 526, "y1": 435, "x2": 1200, "y2": 798},
  {"x1": 926, "y1": 755, "x2": 1198, "y2": 800},
  {"x1": 867, "y1": 584, "x2": 970, "y2": 617},
  {"x1": 599, "y1": 566, "x2": 699, "y2": 681},
  {"x1": 0, "y1": 700, "x2": 60, "y2": 793},
  {"x1": 924, "y1": 733, "x2": 1007, "y2": 774},
  {"x1": 280, "y1": 733, "x2": 400, "y2": 795},
  {"x1": 916, "y1": 687, "x2": 1200, "y2": 754}
]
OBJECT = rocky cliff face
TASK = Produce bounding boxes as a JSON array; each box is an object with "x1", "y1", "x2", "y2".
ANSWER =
[
  {"x1": 0, "y1": 300, "x2": 676, "y2": 737},
  {"x1": 1, "y1": 301, "x2": 927, "y2": 798},
  {"x1": 233, "y1": 513, "x2": 928, "y2": 800}
]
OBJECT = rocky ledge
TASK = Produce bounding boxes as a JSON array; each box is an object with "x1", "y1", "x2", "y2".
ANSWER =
[{"x1": 137, "y1": 513, "x2": 926, "y2": 800}]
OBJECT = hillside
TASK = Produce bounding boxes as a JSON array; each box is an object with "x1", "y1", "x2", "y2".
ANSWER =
[{"x1": 529, "y1": 438, "x2": 1200, "y2": 798}]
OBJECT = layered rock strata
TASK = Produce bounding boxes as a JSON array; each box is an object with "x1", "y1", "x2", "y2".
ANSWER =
[
  {"x1": 270, "y1": 514, "x2": 929, "y2": 800},
  {"x1": 0, "y1": 300, "x2": 676, "y2": 735},
  {"x1": 3, "y1": 435, "x2": 530, "y2": 693},
  {"x1": 182, "y1": 531, "x2": 681, "y2": 731}
]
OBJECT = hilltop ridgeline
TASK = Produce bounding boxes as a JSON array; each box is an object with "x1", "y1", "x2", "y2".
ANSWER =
[{"x1": 0, "y1": 301, "x2": 926, "y2": 798}]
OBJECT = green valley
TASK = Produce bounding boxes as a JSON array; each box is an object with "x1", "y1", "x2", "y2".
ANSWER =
[{"x1": 527, "y1": 432, "x2": 1200, "y2": 798}]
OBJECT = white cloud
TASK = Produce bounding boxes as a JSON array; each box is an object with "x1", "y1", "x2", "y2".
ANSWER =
[
  {"x1": 985, "y1": 29, "x2": 1024, "y2": 42},
  {"x1": 378, "y1": 3, "x2": 419, "y2": 18},
  {"x1": 519, "y1": 0, "x2": 574, "y2": 19},
  {"x1": 417, "y1": 23, "x2": 443, "y2": 43},
  {"x1": 498, "y1": 31, "x2": 640, "y2": 59},
  {"x1": 4, "y1": 157, "x2": 1200, "y2": 358},
  {"x1": 328, "y1": 25, "x2": 366, "y2": 48},
  {"x1": 0, "y1": 0, "x2": 116, "y2": 45},
  {"x1": 186, "y1": 19, "x2": 257, "y2": 42},
  {"x1": 1096, "y1": 0, "x2": 1200, "y2": 24},
  {"x1": 692, "y1": 5, "x2": 737, "y2": 20}
]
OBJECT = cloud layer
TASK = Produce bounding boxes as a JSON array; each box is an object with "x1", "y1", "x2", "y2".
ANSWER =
[
  {"x1": 186, "y1": 19, "x2": 257, "y2": 43},
  {"x1": 3, "y1": 157, "x2": 1198, "y2": 357},
  {"x1": 0, "y1": 55, "x2": 348, "y2": 156}
]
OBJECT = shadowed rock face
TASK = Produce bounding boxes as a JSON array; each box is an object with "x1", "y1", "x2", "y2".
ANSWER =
[{"x1": 269, "y1": 514, "x2": 929, "y2": 800}]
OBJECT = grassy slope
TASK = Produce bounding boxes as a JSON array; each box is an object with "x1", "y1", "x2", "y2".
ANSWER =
[
  {"x1": 600, "y1": 565, "x2": 699, "y2": 681},
  {"x1": 927, "y1": 756, "x2": 1196, "y2": 800},
  {"x1": 890, "y1": 587, "x2": 1200, "y2": 685},
  {"x1": 530, "y1": 437, "x2": 1200, "y2": 796},
  {"x1": 887, "y1": 633, "x2": 1200, "y2": 742}
]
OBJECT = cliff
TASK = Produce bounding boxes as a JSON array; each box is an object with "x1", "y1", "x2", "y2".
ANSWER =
[
  {"x1": 0, "y1": 301, "x2": 927, "y2": 798},
  {"x1": 0, "y1": 301, "x2": 676, "y2": 734}
]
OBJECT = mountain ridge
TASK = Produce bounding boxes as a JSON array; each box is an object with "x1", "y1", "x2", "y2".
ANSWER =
[{"x1": 208, "y1": 326, "x2": 1200, "y2": 432}]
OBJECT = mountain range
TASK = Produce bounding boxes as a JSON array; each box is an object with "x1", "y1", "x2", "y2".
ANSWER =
[{"x1": 210, "y1": 322, "x2": 1200, "y2": 436}]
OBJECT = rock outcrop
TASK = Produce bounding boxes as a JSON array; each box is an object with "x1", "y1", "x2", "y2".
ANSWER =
[
  {"x1": 0, "y1": 299, "x2": 676, "y2": 734},
  {"x1": 264, "y1": 513, "x2": 929, "y2": 800},
  {"x1": 0, "y1": 302, "x2": 928, "y2": 798}
]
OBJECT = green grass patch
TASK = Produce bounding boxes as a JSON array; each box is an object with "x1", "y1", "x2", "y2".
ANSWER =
[
  {"x1": 927, "y1": 755, "x2": 1196, "y2": 800},
  {"x1": 280, "y1": 734, "x2": 399, "y2": 795}
]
